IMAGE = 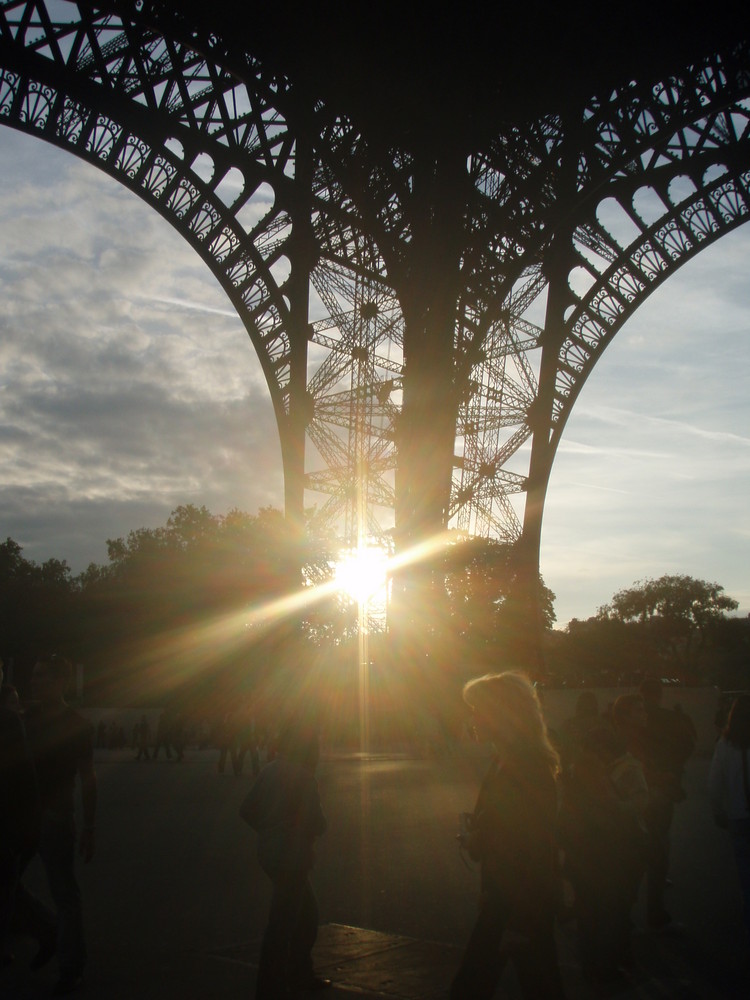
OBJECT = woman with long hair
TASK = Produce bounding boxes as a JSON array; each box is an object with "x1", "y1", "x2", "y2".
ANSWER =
[
  {"x1": 451, "y1": 671, "x2": 566, "y2": 999},
  {"x1": 709, "y1": 694, "x2": 750, "y2": 939}
]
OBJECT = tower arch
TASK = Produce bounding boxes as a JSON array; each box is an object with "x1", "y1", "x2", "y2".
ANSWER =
[
  {"x1": 1, "y1": 2, "x2": 749, "y2": 659},
  {"x1": 518, "y1": 56, "x2": 750, "y2": 583}
]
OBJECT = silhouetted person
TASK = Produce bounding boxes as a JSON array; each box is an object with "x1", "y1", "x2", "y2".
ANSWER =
[
  {"x1": 233, "y1": 703, "x2": 260, "y2": 777},
  {"x1": 559, "y1": 696, "x2": 649, "y2": 986},
  {"x1": 170, "y1": 710, "x2": 186, "y2": 762},
  {"x1": 451, "y1": 672, "x2": 565, "y2": 999},
  {"x1": 557, "y1": 690, "x2": 606, "y2": 781},
  {"x1": 152, "y1": 710, "x2": 173, "y2": 760},
  {"x1": 0, "y1": 674, "x2": 57, "y2": 974},
  {"x1": 240, "y1": 719, "x2": 329, "y2": 999},
  {"x1": 133, "y1": 716, "x2": 151, "y2": 761},
  {"x1": 25, "y1": 655, "x2": 96, "y2": 996},
  {"x1": 1, "y1": 670, "x2": 39, "y2": 965},
  {"x1": 639, "y1": 677, "x2": 696, "y2": 929},
  {"x1": 1, "y1": 682, "x2": 21, "y2": 714},
  {"x1": 710, "y1": 694, "x2": 750, "y2": 943},
  {"x1": 215, "y1": 711, "x2": 236, "y2": 773},
  {"x1": 609, "y1": 694, "x2": 650, "y2": 809}
]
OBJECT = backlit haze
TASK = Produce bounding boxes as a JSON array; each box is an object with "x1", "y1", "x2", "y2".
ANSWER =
[{"x1": 1, "y1": 128, "x2": 748, "y2": 627}]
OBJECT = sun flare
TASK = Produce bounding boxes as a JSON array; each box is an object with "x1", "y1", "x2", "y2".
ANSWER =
[{"x1": 334, "y1": 546, "x2": 389, "y2": 604}]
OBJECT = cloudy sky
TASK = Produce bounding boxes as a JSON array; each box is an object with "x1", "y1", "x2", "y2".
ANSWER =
[{"x1": 1, "y1": 127, "x2": 748, "y2": 627}]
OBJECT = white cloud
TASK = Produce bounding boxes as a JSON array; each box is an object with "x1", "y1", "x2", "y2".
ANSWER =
[{"x1": 0, "y1": 129, "x2": 283, "y2": 572}]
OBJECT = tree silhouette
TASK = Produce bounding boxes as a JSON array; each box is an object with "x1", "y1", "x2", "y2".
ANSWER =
[
  {"x1": 597, "y1": 574, "x2": 739, "y2": 671},
  {"x1": 0, "y1": 537, "x2": 79, "y2": 689}
]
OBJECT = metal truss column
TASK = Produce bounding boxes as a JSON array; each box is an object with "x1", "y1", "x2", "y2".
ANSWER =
[
  {"x1": 521, "y1": 237, "x2": 573, "y2": 669},
  {"x1": 396, "y1": 150, "x2": 467, "y2": 540},
  {"x1": 281, "y1": 110, "x2": 315, "y2": 552},
  {"x1": 392, "y1": 145, "x2": 467, "y2": 639}
]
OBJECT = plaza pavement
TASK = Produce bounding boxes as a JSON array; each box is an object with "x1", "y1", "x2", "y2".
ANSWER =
[{"x1": 2, "y1": 698, "x2": 748, "y2": 999}]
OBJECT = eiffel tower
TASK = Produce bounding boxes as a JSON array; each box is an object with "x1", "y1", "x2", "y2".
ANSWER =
[{"x1": 1, "y1": 2, "x2": 748, "y2": 659}]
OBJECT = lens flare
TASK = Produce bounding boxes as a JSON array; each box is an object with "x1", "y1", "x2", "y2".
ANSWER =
[
  {"x1": 334, "y1": 546, "x2": 389, "y2": 604},
  {"x1": 111, "y1": 531, "x2": 458, "y2": 704}
]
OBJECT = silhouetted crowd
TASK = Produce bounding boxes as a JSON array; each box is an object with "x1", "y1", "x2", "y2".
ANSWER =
[
  {"x1": 5, "y1": 654, "x2": 750, "y2": 1000},
  {"x1": 105, "y1": 703, "x2": 266, "y2": 775},
  {"x1": 555, "y1": 680, "x2": 698, "y2": 990},
  {"x1": 236, "y1": 674, "x2": 716, "y2": 1000}
]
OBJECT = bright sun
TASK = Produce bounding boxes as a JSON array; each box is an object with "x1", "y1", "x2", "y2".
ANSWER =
[{"x1": 334, "y1": 546, "x2": 389, "y2": 604}]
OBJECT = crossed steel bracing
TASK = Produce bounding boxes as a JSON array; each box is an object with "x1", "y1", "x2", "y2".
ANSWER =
[{"x1": 1, "y1": 1, "x2": 749, "y2": 574}]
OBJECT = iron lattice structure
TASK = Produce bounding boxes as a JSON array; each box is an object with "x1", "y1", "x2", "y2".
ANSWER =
[{"x1": 1, "y1": 2, "x2": 749, "y2": 613}]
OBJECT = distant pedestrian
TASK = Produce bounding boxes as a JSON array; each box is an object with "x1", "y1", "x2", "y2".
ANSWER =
[
  {"x1": 133, "y1": 716, "x2": 151, "y2": 761},
  {"x1": 25, "y1": 655, "x2": 97, "y2": 996},
  {"x1": 170, "y1": 711, "x2": 186, "y2": 762},
  {"x1": 215, "y1": 711, "x2": 236, "y2": 774},
  {"x1": 709, "y1": 693, "x2": 750, "y2": 941},
  {"x1": 240, "y1": 718, "x2": 330, "y2": 998},
  {"x1": 152, "y1": 711, "x2": 173, "y2": 760},
  {"x1": 451, "y1": 671, "x2": 565, "y2": 999},
  {"x1": 233, "y1": 703, "x2": 260, "y2": 778}
]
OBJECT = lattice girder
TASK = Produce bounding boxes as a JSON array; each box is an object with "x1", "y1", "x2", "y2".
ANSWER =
[
  {"x1": 0, "y1": 2, "x2": 304, "y2": 417},
  {"x1": 551, "y1": 130, "x2": 750, "y2": 447},
  {"x1": 2, "y1": 1, "x2": 750, "y2": 571}
]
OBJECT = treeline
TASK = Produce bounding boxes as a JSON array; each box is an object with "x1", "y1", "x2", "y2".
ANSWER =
[
  {"x1": 546, "y1": 575, "x2": 749, "y2": 690},
  {"x1": 1, "y1": 508, "x2": 747, "y2": 722},
  {"x1": 0, "y1": 505, "x2": 334, "y2": 707},
  {"x1": 0, "y1": 508, "x2": 555, "y2": 715}
]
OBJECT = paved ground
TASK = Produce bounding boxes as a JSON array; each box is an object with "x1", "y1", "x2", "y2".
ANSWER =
[{"x1": 1, "y1": 742, "x2": 748, "y2": 999}]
